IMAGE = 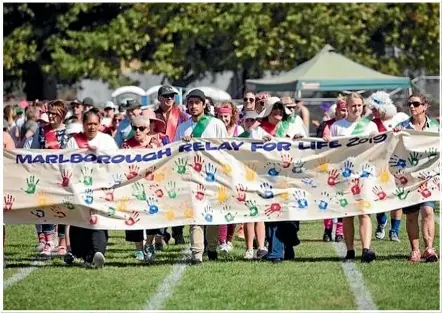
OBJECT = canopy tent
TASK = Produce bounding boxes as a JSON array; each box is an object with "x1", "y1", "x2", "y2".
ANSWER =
[{"x1": 246, "y1": 44, "x2": 411, "y2": 92}]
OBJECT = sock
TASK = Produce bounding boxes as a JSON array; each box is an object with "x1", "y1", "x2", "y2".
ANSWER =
[
  {"x1": 376, "y1": 213, "x2": 387, "y2": 225},
  {"x1": 391, "y1": 219, "x2": 401, "y2": 233}
]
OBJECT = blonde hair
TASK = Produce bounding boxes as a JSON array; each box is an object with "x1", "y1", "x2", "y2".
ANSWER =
[{"x1": 346, "y1": 92, "x2": 364, "y2": 106}]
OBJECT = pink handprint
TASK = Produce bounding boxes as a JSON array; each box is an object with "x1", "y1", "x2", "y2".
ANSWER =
[
  {"x1": 149, "y1": 184, "x2": 164, "y2": 198},
  {"x1": 101, "y1": 187, "x2": 115, "y2": 202},
  {"x1": 394, "y1": 170, "x2": 408, "y2": 185},
  {"x1": 125, "y1": 165, "x2": 140, "y2": 180},
  {"x1": 3, "y1": 194, "x2": 15, "y2": 211},
  {"x1": 280, "y1": 154, "x2": 293, "y2": 169},
  {"x1": 190, "y1": 155, "x2": 205, "y2": 173},
  {"x1": 59, "y1": 170, "x2": 72, "y2": 187},
  {"x1": 418, "y1": 182, "x2": 432, "y2": 199},
  {"x1": 194, "y1": 184, "x2": 206, "y2": 201},
  {"x1": 350, "y1": 178, "x2": 363, "y2": 196},
  {"x1": 235, "y1": 184, "x2": 247, "y2": 202},
  {"x1": 125, "y1": 211, "x2": 140, "y2": 226},
  {"x1": 89, "y1": 209, "x2": 98, "y2": 225},
  {"x1": 264, "y1": 203, "x2": 282, "y2": 217},
  {"x1": 327, "y1": 169, "x2": 340, "y2": 187},
  {"x1": 432, "y1": 176, "x2": 440, "y2": 191},
  {"x1": 144, "y1": 167, "x2": 156, "y2": 181},
  {"x1": 372, "y1": 186, "x2": 387, "y2": 201}
]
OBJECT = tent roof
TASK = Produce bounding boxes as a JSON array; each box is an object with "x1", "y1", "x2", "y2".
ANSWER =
[{"x1": 246, "y1": 44, "x2": 410, "y2": 91}]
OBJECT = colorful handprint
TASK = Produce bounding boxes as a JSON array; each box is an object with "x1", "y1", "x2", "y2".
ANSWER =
[
  {"x1": 327, "y1": 169, "x2": 340, "y2": 186},
  {"x1": 265, "y1": 162, "x2": 281, "y2": 177},
  {"x1": 63, "y1": 197, "x2": 75, "y2": 210},
  {"x1": 112, "y1": 173, "x2": 124, "y2": 186},
  {"x1": 164, "y1": 205, "x2": 176, "y2": 221},
  {"x1": 107, "y1": 206, "x2": 116, "y2": 217},
  {"x1": 116, "y1": 197, "x2": 129, "y2": 212},
  {"x1": 350, "y1": 178, "x2": 363, "y2": 196},
  {"x1": 341, "y1": 159, "x2": 354, "y2": 178},
  {"x1": 280, "y1": 154, "x2": 293, "y2": 169},
  {"x1": 101, "y1": 187, "x2": 115, "y2": 201},
  {"x1": 144, "y1": 166, "x2": 156, "y2": 181},
  {"x1": 418, "y1": 171, "x2": 434, "y2": 181},
  {"x1": 149, "y1": 184, "x2": 164, "y2": 198},
  {"x1": 291, "y1": 160, "x2": 306, "y2": 175},
  {"x1": 394, "y1": 169, "x2": 409, "y2": 185},
  {"x1": 221, "y1": 162, "x2": 233, "y2": 176},
  {"x1": 389, "y1": 154, "x2": 407, "y2": 168},
  {"x1": 393, "y1": 187, "x2": 410, "y2": 200},
  {"x1": 22, "y1": 175, "x2": 39, "y2": 194},
  {"x1": 244, "y1": 200, "x2": 259, "y2": 217},
  {"x1": 59, "y1": 169, "x2": 72, "y2": 187},
  {"x1": 408, "y1": 152, "x2": 422, "y2": 166},
  {"x1": 264, "y1": 203, "x2": 283, "y2": 217},
  {"x1": 83, "y1": 189, "x2": 94, "y2": 205},
  {"x1": 377, "y1": 166, "x2": 391, "y2": 184},
  {"x1": 3, "y1": 194, "x2": 15, "y2": 211},
  {"x1": 202, "y1": 205, "x2": 213, "y2": 222},
  {"x1": 259, "y1": 182, "x2": 274, "y2": 199},
  {"x1": 174, "y1": 157, "x2": 188, "y2": 175},
  {"x1": 191, "y1": 155, "x2": 205, "y2": 173},
  {"x1": 372, "y1": 186, "x2": 387, "y2": 201},
  {"x1": 235, "y1": 184, "x2": 247, "y2": 202},
  {"x1": 180, "y1": 200, "x2": 194, "y2": 219},
  {"x1": 194, "y1": 184, "x2": 206, "y2": 201},
  {"x1": 166, "y1": 181, "x2": 178, "y2": 199},
  {"x1": 217, "y1": 186, "x2": 229, "y2": 204},
  {"x1": 222, "y1": 205, "x2": 238, "y2": 222},
  {"x1": 431, "y1": 176, "x2": 440, "y2": 191},
  {"x1": 417, "y1": 182, "x2": 432, "y2": 199},
  {"x1": 244, "y1": 163, "x2": 257, "y2": 181},
  {"x1": 125, "y1": 211, "x2": 140, "y2": 226},
  {"x1": 146, "y1": 197, "x2": 160, "y2": 214},
  {"x1": 316, "y1": 157, "x2": 330, "y2": 173},
  {"x1": 81, "y1": 167, "x2": 93, "y2": 186},
  {"x1": 335, "y1": 191, "x2": 349, "y2": 208},
  {"x1": 125, "y1": 165, "x2": 140, "y2": 180},
  {"x1": 315, "y1": 192, "x2": 332, "y2": 211},
  {"x1": 51, "y1": 206, "x2": 66, "y2": 218},
  {"x1": 89, "y1": 209, "x2": 98, "y2": 225},
  {"x1": 425, "y1": 147, "x2": 438, "y2": 159},
  {"x1": 301, "y1": 177, "x2": 317, "y2": 188},
  {"x1": 293, "y1": 190, "x2": 309, "y2": 209},
  {"x1": 204, "y1": 163, "x2": 217, "y2": 182},
  {"x1": 359, "y1": 163, "x2": 375, "y2": 178},
  {"x1": 132, "y1": 182, "x2": 147, "y2": 201}
]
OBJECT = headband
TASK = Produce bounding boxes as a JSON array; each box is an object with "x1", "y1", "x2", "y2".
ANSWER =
[{"x1": 216, "y1": 107, "x2": 233, "y2": 115}]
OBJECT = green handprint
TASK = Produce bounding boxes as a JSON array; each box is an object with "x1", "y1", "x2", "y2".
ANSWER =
[
  {"x1": 166, "y1": 181, "x2": 178, "y2": 199},
  {"x1": 107, "y1": 206, "x2": 116, "y2": 217},
  {"x1": 81, "y1": 166, "x2": 93, "y2": 186},
  {"x1": 393, "y1": 187, "x2": 410, "y2": 200},
  {"x1": 425, "y1": 148, "x2": 438, "y2": 158},
  {"x1": 408, "y1": 152, "x2": 422, "y2": 167},
  {"x1": 245, "y1": 200, "x2": 259, "y2": 217},
  {"x1": 223, "y1": 205, "x2": 238, "y2": 222},
  {"x1": 335, "y1": 191, "x2": 349, "y2": 208},
  {"x1": 174, "y1": 158, "x2": 188, "y2": 175},
  {"x1": 338, "y1": 198, "x2": 349, "y2": 208},
  {"x1": 132, "y1": 182, "x2": 147, "y2": 201},
  {"x1": 63, "y1": 198, "x2": 75, "y2": 210},
  {"x1": 22, "y1": 176, "x2": 39, "y2": 194}
]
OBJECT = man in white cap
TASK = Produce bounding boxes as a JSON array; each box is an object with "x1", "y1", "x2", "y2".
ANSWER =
[
  {"x1": 114, "y1": 99, "x2": 143, "y2": 146},
  {"x1": 101, "y1": 101, "x2": 116, "y2": 127}
]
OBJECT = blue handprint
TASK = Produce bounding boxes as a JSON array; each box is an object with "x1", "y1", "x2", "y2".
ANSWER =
[
  {"x1": 83, "y1": 189, "x2": 94, "y2": 205},
  {"x1": 360, "y1": 163, "x2": 375, "y2": 178},
  {"x1": 315, "y1": 192, "x2": 332, "y2": 211},
  {"x1": 265, "y1": 162, "x2": 280, "y2": 177},
  {"x1": 389, "y1": 154, "x2": 407, "y2": 168},
  {"x1": 293, "y1": 190, "x2": 309, "y2": 209},
  {"x1": 341, "y1": 159, "x2": 354, "y2": 178},
  {"x1": 259, "y1": 182, "x2": 274, "y2": 199},
  {"x1": 146, "y1": 197, "x2": 159, "y2": 214},
  {"x1": 112, "y1": 173, "x2": 124, "y2": 186},
  {"x1": 202, "y1": 205, "x2": 213, "y2": 222},
  {"x1": 204, "y1": 163, "x2": 217, "y2": 183},
  {"x1": 301, "y1": 177, "x2": 317, "y2": 188}
]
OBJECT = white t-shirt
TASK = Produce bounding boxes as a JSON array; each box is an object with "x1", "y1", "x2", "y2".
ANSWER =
[
  {"x1": 63, "y1": 131, "x2": 119, "y2": 150},
  {"x1": 101, "y1": 117, "x2": 112, "y2": 127},
  {"x1": 381, "y1": 112, "x2": 409, "y2": 131},
  {"x1": 330, "y1": 118, "x2": 378, "y2": 137},
  {"x1": 174, "y1": 116, "x2": 228, "y2": 141}
]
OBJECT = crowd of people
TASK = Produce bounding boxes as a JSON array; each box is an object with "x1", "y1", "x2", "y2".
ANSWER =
[{"x1": 3, "y1": 85, "x2": 440, "y2": 268}]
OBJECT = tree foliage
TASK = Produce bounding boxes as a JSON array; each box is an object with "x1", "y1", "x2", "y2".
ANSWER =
[{"x1": 3, "y1": 3, "x2": 440, "y2": 98}]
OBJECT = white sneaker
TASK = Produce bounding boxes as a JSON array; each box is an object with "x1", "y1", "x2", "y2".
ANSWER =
[
  {"x1": 39, "y1": 241, "x2": 55, "y2": 258},
  {"x1": 36, "y1": 241, "x2": 46, "y2": 252},
  {"x1": 219, "y1": 243, "x2": 229, "y2": 254},
  {"x1": 244, "y1": 249, "x2": 254, "y2": 260},
  {"x1": 226, "y1": 241, "x2": 233, "y2": 252},
  {"x1": 144, "y1": 245, "x2": 156, "y2": 262},
  {"x1": 92, "y1": 252, "x2": 105, "y2": 268}
]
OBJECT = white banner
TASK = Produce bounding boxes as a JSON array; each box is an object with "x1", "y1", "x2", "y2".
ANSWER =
[{"x1": 3, "y1": 131, "x2": 440, "y2": 229}]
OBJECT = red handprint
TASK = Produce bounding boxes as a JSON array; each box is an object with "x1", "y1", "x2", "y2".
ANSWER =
[
  {"x1": 125, "y1": 165, "x2": 140, "y2": 180},
  {"x1": 372, "y1": 186, "x2": 387, "y2": 201},
  {"x1": 190, "y1": 155, "x2": 204, "y2": 173},
  {"x1": 264, "y1": 203, "x2": 282, "y2": 217},
  {"x1": 418, "y1": 182, "x2": 432, "y2": 199},
  {"x1": 194, "y1": 184, "x2": 206, "y2": 201},
  {"x1": 432, "y1": 176, "x2": 440, "y2": 191},
  {"x1": 149, "y1": 184, "x2": 164, "y2": 198},
  {"x1": 3, "y1": 194, "x2": 15, "y2": 211},
  {"x1": 89, "y1": 209, "x2": 98, "y2": 225},
  {"x1": 59, "y1": 170, "x2": 72, "y2": 187},
  {"x1": 125, "y1": 211, "x2": 140, "y2": 226},
  {"x1": 280, "y1": 154, "x2": 293, "y2": 169},
  {"x1": 350, "y1": 178, "x2": 363, "y2": 196},
  {"x1": 144, "y1": 166, "x2": 156, "y2": 181},
  {"x1": 235, "y1": 184, "x2": 247, "y2": 202},
  {"x1": 101, "y1": 187, "x2": 115, "y2": 202},
  {"x1": 394, "y1": 170, "x2": 408, "y2": 185},
  {"x1": 327, "y1": 169, "x2": 340, "y2": 187}
]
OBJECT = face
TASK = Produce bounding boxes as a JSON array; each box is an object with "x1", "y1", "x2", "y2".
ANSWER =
[
  {"x1": 112, "y1": 115, "x2": 123, "y2": 128},
  {"x1": 127, "y1": 108, "x2": 141, "y2": 119},
  {"x1": 371, "y1": 107, "x2": 382, "y2": 119},
  {"x1": 104, "y1": 107, "x2": 114, "y2": 118},
  {"x1": 269, "y1": 106, "x2": 284, "y2": 122},
  {"x1": 255, "y1": 100, "x2": 266, "y2": 113},
  {"x1": 243, "y1": 92, "x2": 255, "y2": 110},
  {"x1": 218, "y1": 113, "x2": 231, "y2": 127},
  {"x1": 187, "y1": 97, "x2": 205, "y2": 116},
  {"x1": 71, "y1": 103, "x2": 84, "y2": 116},
  {"x1": 47, "y1": 111, "x2": 63, "y2": 127},
  {"x1": 83, "y1": 114, "x2": 100, "y2": 139},
  {"x1": 159, "y1": 94, "x2": 176, "y2": 108},
  {"x1": 132, "y1": 122, "x2": 149, "y2": 141},
  {"x1": 408, "y1": 96, "x2": 426, "y2": 117},
  {"x1": 336, "y1": 107, "x2": 348, "y2": 120},
  {"x1": 244, "y1": 118, "x2": 256, "y2": 130},
  {"x1": 347, "y1": 98, "x2": 364, "y2": 118}
]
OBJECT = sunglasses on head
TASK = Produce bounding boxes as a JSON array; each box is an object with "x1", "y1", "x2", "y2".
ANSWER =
[
  {"x1": 408, "y1": 101, "x2": 423, "y2": 107},
  {"x1": 132, "y1": 125, "x2": 148, "y2": 132},
  {"x1": 243, "y1": 98, "x2": 255, "y2": 103}
]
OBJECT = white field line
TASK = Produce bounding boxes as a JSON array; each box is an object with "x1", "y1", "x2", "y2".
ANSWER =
[
  {"x1": 3, "y1": 260, "x2": 46, "y2": 289},
  {"x1": 143, "y1": 248, "x2": 191, "y2": 310},
  {"x1": 333, "y1": 242, "x2": 378, "y2": 310},
  {"x1": 435, "y1": 214, "x2": 440, "y2": 225}
]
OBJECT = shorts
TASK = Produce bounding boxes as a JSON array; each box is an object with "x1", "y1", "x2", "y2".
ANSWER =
[{"x1": 402, "y1": 201, "x2": 436, "y2": 214}]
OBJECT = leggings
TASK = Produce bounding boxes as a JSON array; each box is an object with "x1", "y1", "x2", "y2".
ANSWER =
[{"x1": 218, "y1": 224, "x2": 236, "y2": 244}]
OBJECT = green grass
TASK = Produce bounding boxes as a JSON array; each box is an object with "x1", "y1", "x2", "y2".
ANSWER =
[{"x1": 3, "y1": 215, "x2": 440, "y2": 310}]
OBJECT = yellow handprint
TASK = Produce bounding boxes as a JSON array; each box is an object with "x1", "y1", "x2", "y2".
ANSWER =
[
  {"x1": 277, "y1": 179, "x2": 290, "y2": 200},
  {"x1": 180, "y1": 200, "x2": 194, "y2": 219},
  {"x1": 154, "y1": 167, "x2": 170, "y2": 183},
  {"x1": 163, "y1": 205, "x2": 176, "y2": 221},
  {"x1": 37, "y1": 191, "x2": 55, "y2": 207},
  {"x1": 116, "y1": 197, "x2": 129, "y2": 212},
  {"x1": 217, "y1": 186, "x2": 229, "y2": 204},
  {"x1": 221, "y1": 163, "x2": 232, "y2": 176},
  {"x1": 356, "y1": 199, "x2": 372, "y2": 212},
  {"x1": 377, "y1": 166, "x2": 391, "y2": 184},
  {"x1": 244, "y1": 163, "x2": 257, "y2": 182},
  {"x1": 316, "y1": 157, "x2": 330, "y2": 173}
]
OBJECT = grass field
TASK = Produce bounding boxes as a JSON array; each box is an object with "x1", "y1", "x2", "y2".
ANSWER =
[{"x1": 3, "y1": 214, "x2": 440, "y2": 310}]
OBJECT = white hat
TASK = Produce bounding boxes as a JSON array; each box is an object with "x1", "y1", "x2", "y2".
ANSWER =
[
  {"x1": 367, "y1": 91, "x2": 396, "y2": 117},
  {"x1": 65, "y1": 122, "x2": 83, "y2": 135},
  {"x1": 258, "y1": 97, "x2": 292, "y2": 119},
  {"x1": 38, "y1": 113, "x2": 49, "y2": 124},
  {"x1": 104, "y1": 101, "x2": 116, "y2": 109}
]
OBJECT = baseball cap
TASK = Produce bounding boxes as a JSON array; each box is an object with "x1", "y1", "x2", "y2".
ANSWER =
[
  {"x1": 82, "y1": 97, "x2": 94, "y2": 106},
  {"x1": 104, "y1": 101, "x2": 116, "y2": 109},
  {"x1": 186, "y1": 89, "x2": 206, "y2": 103},
  {"x1": 158, "y1": 85, "x2": 179, "y2": 97},
  {"x1": 122, "y1": 99, "x2": 141, "y2": 110}
]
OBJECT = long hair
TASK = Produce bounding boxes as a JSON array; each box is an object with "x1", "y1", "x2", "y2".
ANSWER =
[{"x1": 215, "y1": 101, "x2": 240, "y2": 129}]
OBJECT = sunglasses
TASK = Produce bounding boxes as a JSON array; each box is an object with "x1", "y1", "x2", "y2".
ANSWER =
[
  {"x1": 162, "y1": 94, "x2": 175, "y2": 99},
  {"x1": 408, "y1": 101, "x2": 423, "y2": 107},
  {"x1": 132, "y1": 125, "x2": 148, "y2": 132},
  {"x1": 243, "y1": 98, "x2": 255, "y2": 103},
  {"x1": 113, "y1": 118, "x2": 123, "y2": 122}
]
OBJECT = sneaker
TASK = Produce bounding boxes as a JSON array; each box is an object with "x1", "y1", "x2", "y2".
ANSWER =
[
  {"x1": 174, "y1": 235, "x2": 185, "y2": 245},
  {"x1": 256, "y1": 247, "x2": 268, "y2": 259},
  {"x1": 135, "y1": 250, "x2": 145, "y2": 262},
  {"x1": 208, "y1": 250, "x2": 218, "y2": 260},
  {"x1": 144, "y1": 245, "x2": 156, "y2": 262},
  {"x1": 191, "y1": 252, "x2": 203, "y2": 265},
  {"x1": 375, "y1": 221, "x2": 388, "y2": 239},
  {"x1": 244, "y1": 249, "x2": 254, "y2": 260},
  {"x1": 39, "y1": 241, "x2": 55, "y2": 258},
  {"x1": 154, "y1": 235, "x2": 166, "y2": 251},
  {"x1": 361, "y1": 248, "x2": 376, "y2": 263},
  {"x1": 82, "y1": 261, "x2": 92, "y2": 268},
  {"x1": 226, "y1": 241, "x2": 233, "y2": 252},
  {"x1": 219, "y1": 243, "x2": 229, "y2": 254},
  {"x1": 92, "y1": 252, "x2": 105, "y2": 268},
  {"x1": 36, "y1": 241, "x2": 46, "y2": 252},
  {"x1": 408, "y1": 250, "x2": 421, "y2": 263},
  {"x1": 345, "y1": 249, "x2": 355, "y2": 260},
  {"x1": 389, "y1": 231, "x2": 400, "y2": 242},
  {"x1": 323, "y1": 229, "x2": 332, "y2": 242},
  {"x1": 335, "y1": 234, "x2": 344, "y2": 242},
  {"x1": 423, "y1": 248, "x2": 438, "y2": 263},
  {"x1": 64, "y1": 252, "x2": 75, "y2": 266}
]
